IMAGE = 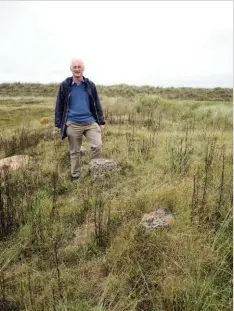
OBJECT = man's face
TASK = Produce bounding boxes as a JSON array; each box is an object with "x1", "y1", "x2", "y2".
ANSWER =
[{"x1": 70, "y1": 60, "x2": 84, "y2": 79}]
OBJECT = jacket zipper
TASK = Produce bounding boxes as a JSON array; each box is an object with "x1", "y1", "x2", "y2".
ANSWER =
[{"x1": 89, "y1": 90, "x2": 100, "y2": 125}]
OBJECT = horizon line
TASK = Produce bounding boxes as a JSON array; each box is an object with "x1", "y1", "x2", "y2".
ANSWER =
[{"x1": 0, "y1": 81, "x2": 233, "y2": 90}]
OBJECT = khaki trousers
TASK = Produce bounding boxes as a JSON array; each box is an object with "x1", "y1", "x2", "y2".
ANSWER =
[{"x1": 66, "y1": 122, "x2": 102, "y2": 177}]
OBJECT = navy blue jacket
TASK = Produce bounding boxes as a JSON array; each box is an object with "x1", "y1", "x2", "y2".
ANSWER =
[{"x1": 55, "y1": 76, "x2": 105, "y2": 139}]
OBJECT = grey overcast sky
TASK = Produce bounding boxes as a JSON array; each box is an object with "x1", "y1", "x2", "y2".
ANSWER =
[{"x1": 0, "y1": 1, "x2": 233, "y2": 87}]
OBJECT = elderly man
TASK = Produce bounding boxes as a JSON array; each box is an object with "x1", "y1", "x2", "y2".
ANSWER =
[{"x1": 55, "y1": 59, "x2": 105, "y2": 181}]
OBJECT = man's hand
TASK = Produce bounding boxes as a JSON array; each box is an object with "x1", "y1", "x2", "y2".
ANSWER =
[{"x1": 100, "y1": 124, "x2": 105, "y2": 136}]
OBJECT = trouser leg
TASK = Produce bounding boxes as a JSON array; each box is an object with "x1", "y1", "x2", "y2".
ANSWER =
[
  {"x1": 84, "y1": 122, "x2": 102, "y2": 159},
  {"x1": 66, "y1": 124, "x2": 83, "y2": 177}
]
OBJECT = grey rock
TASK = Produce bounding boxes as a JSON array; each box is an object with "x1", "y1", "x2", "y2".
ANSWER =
[
  {"x1": 89, "y1": 158, "x2": 119, "y2": 181},
  {"x1": 0, "y1": 155, "x2": 30, "y2": 172},
  {"x1": 140, "y1": 207, "x2": 174, "y2": 230}
]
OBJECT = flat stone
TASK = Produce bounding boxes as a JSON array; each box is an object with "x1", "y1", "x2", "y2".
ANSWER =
[
  {"x1": 140, "y1": 207, "x2": 174, "y2": 230},
  {"x1": 0, "y1": 155, "x2": 30, "y2": 172},
  {"x1": 89, "y1": 158, "x2": 119, "y2": 181}
]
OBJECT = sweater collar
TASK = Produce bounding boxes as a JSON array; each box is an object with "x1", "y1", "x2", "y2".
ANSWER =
[{"x1": 72, "y1": 76, "x2": 84, "y2": 85}]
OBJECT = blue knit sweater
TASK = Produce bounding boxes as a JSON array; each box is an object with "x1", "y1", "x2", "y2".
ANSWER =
[{"x1": 67, "y1": 83, "x2": 95, "y2": 123}]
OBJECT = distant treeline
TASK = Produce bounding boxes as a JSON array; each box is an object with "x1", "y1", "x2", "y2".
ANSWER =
[{"x1": 0, "y1": 82, "x2": 232, "y2": 101}]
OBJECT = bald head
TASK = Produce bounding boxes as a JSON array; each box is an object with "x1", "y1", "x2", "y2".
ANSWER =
[{"x1": 70, "y1": 58, "x2": 85, "y2": 82}]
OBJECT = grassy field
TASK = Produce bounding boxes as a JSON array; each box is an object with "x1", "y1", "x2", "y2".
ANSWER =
[{"x1": 0, "y1": 84, "x2": 232, "y2": 311}]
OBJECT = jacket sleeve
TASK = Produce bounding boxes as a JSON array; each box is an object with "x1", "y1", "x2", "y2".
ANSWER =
[
  {"x1": 55, "y1": 83, "x2": 65, "y2": 128},
  {"x1": 93, "y1": 84, "x2": 105, "y2": 125}
]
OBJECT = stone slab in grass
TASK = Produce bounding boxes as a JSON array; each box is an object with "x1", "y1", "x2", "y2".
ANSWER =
[
  {"x1": 88, "y1": 158, "x2": 119, "y2": 181},
  {"x1": 0, "y1": 155, "x2": 30, "y2": 172},
  {"x1": 140, "y1": 208, "x2": 174, "y2": 230}
]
